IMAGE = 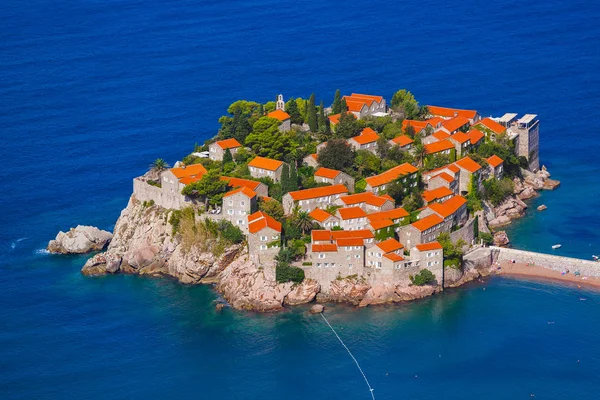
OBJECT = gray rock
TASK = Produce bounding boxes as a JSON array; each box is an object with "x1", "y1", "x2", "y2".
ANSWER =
[
  {"x1": 310, "y1": 304, "x2": 324, "y2": 314},
  {"x1": 518, "y1": 186, "x2": 537, "y2": 200},
  {"x1": 488, "y1": 215, "x2": 511, "y2": 229},
  {"x1": 493, "y1": 231, "x2": 510, "y2": 247},
  {"x1": 48, "y1": 225, "x2": 112, "y2": 254},
  {"x1": 537, "y1": 204, "x2": 547, "y2": 211}
]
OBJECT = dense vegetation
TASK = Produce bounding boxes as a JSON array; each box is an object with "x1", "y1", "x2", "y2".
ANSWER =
[{"x1": 410, "y1": 268, "x2": 436, "y2": 286}]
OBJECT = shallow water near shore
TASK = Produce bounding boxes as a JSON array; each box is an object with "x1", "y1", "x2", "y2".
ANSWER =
[{"x1": 2, "y1": 0, "x2": 600, "y2": 398}]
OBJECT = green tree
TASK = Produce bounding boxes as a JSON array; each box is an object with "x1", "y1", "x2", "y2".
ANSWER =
[
  {"x1": 424, "y1": 153, "x2": 451, "y2": 171},
  {"x1": 317, "y1": 139, "x2": 354, "y2": 171},
  {"x1": 307, "y1": 93, "x2": 318, "y2": 132},
  {"x1": 317, "y1": 100, "x2": 328, "y2": 133},
  {"x1": 354, "y1": 150, "x2": 381, "y2": 177},
  {"x1": 289, "y1": 162, "x2": 299, "y2": 191},
  {"x1": 285, "y1": 97, "x2": 303, "y2": 125},
  {"x1": 376, "y1": 137, "x2": 391, "y2": 159},
  {"x1": 335, "y1": 112, "x2": 361, "y2": 139},
  {"x1": 245, "y1": 117, "x2": 297, "y2": 159},
  {"x1": 181, "y1": 169, "x2": 228, "y2": 207},
  {"x1": 391, "y1": 89, "x2": 420, "y2": 120},
  {"x1": 293, "y1": 210, "x2": 315, "y2": 234},
  {"x1": 340, "y1": 98, "x2": 347, "y2": 113},
  {"x1": 382, "y1": 122, "x2": 403, "y2": 140},
  {"x1": 332, "y1": 89, "x2": 342, "y2": 114},
  {"x1": 280, "y1": 163, "x2": 291, "y2": 194},
  {"x1": 150, "y1": 158, "x2": 169, "y2": 172},
  {"x1": 410, "y1": 269, "x2": 436, "y2": 286},
  {"x1": 258, "y1": 198, "x2": 284, "y2": 221},
  {"x1": 413, "y1": 142, "x2": 427, "y2": 168},
  {"x1": 222, "y1": 148, "x2": 233, "y2": 164},
  {"x1": 466, "y1": 174, "x2": 482, "y2": 213},
  {"x1": 402, "y1": 192, "x2": 424, "y2": 213},
  {"x1": 482, "y1": 177, "x2": 514, "y2": 206},
  {"x1": 386, "y1": 179, "x2": 405, "y2": 204}
]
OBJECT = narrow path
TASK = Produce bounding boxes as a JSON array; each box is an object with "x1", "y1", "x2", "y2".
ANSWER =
[{"x1": 320, "y1": 313, "x2": 375, "y2": 400}]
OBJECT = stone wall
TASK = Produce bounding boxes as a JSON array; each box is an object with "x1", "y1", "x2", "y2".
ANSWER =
[
  {"x1": 451, "y1": 217, "x2": 476, "y2": 245},
  {"x1": 491, "y1": 246, "x2": 600, "y2": 276}
]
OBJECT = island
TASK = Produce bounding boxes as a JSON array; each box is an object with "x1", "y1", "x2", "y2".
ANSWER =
[{"x1": 78, "y1": 89, "x2": 561, "y2": 311}]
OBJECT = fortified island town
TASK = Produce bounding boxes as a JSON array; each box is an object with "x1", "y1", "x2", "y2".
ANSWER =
[{"x1": 51, "y1": 89, "x2": 583, "y2": 311}]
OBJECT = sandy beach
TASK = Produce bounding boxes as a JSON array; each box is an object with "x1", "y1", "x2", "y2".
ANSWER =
[{"x1": 496, "y1": 260, "x2": 600, "y2": 290}]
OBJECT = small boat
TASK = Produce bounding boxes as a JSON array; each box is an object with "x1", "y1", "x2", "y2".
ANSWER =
[{"x1": 552, "y1": 244, "x2": 561, "y2": 249}]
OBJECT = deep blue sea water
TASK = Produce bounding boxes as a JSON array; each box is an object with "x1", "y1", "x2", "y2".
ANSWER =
[{"x1": 2, "y1": 0, "x2": 600, "y2": 398}]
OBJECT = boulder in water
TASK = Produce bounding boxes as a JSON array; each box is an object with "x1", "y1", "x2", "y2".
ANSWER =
[
  {"x1": 310, "y1": 304, "x2": 324, "y2": 314},
  {"x1": 48, "y1": 225, "x2": 112, "y2": 254}
]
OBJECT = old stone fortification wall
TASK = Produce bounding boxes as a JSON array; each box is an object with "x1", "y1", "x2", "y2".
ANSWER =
[
  {"x1": 451, "y1": 217, "x2": 476, "y2": 245},
  {"x1": 491, "y1": 246, "x2": 600, "y2": 276},
  {"x1": 133, "y1": 178, "x2": 164, "y2": 206}
]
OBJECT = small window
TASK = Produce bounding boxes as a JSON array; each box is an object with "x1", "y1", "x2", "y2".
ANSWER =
[{"x1": 319, "y1": 254, "x2": 325, "y2": 259}]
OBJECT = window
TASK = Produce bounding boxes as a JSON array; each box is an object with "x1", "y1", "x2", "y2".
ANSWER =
[
  {"x1": 260, "y1": 236, "x2": 267, "y2": 241},
  {"x1": 240, "y1": 201, "x2": 245, "y2": 206},
  {"x1": 272, "y1": 235, "x2": 279, "y2": 240},
  {"x1": 324, "y1": 263, "x2": 329, "y2": 267},
  {"x1": 228, "y1": 210, "x2": 234, "y2": 215},
  {"x1": 319, "y1": 254, "x2": 325, "y2": 259},
  {"x1": 237, "y1": 220, "x2": 243, "y2": 225},
  {"x1": 260, "y1": 245, "x2": 267, "y2": 250},
  {"x1": 349, "y1": 264, "x2": 353, "y2": 268},
  {"x1": 355, "y1": 254, "x2": 361, "y2": 259},
  {"x1": 317, "y1": 263, "x2": 321, "y2": 268},
  {"x1": 228, "y1": 200, "x2": 233, "y2": 206},
  {"x1": 346, "y1": 255, "x2": 351, "y2": 260},
  {"x1": 376, "y1": 262, "x2": 382, "y2": 269},
  {"x1": 346, "y1": 246, "x2": 351, "y2": 251},
  {"x1": 250, "y1": 167, "x2": 255, "y2": 172},
  {"x1": 331, "y1": 263, "x2": 335, "y2": 267},
  {"x1": 427, "y1": 261, "x2": 433, "y2": 267}
]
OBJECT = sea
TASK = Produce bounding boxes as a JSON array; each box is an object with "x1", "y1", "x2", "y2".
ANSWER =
[{"x1": 1, "y1": 0, "x2": 600, "y2": 398}]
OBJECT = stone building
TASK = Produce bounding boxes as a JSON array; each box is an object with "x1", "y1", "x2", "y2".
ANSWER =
[
  {"x1": 454, "y1": 156, "x2": 483, "y2": 194},
  {"x1": 365, "y1": 163, "x2": 419, "y2": 194},
  {"x1": 302, "y1": 153, "x2": 319, "y2": 168},
  {"x1": 342, "y1": 93, "x2": 387, "y2": 119},
  {"x1": 424, "y1": 139, "x2": 454, "y2": 158},
  {"x1": 347, "y1": 128, "x2": 380, "y2": 154},
  {"x1": 222, "y1": 186, "x2": 257, "y2": 233},
  {"x1": 422, "y1": 186, "x2": 454, "y2": 205},
  {"x1": 267, "y1": 109, "x2": 291, "y2": 132},
  {"x1": 411, "y1": 242, "x2": 444, "y2": 284},
  {"x1": 498, "y1": 113, "x2": 540, "y2": 171},
  {"x1": 282, "y1": 184, "x2": 348, "y2": 214},
  {"x1": 427, "y1": 105, "x2": 481, "y2": 125},
  {"x1": 422, "y1": 164, "x2": 460, "y2": 194},
  {"x1": 335, "y1": 192, "x2": 395, "y2": 213},
  {"x1": 365, "y1": 238, "x2": 405, "y2": 271},
  {"x1": 447, "y1": 131, "x2": 472, "y2": 157},
  {"x1": 309, "y1": 208, "x2": 340, "y2": 229},
  {"x1": 336, "y1": 207, "x2": 367, "y2": 231},
  {"x1": 248, "y1": 156, "x2": 285, "y2": 182},
  {"x1": 486, "y1": 155, "x2": 504, "y2": 179},
  {"x1": 420, "y1": 195, "x2": 468, "y2": 232},
  {"x1": 437, "y1": 116, "x2": 471, "y2": 135},
  {"x1": 221, "y1": 176, "x2": 269, "y2": 198},
  {"x1": 389, "y1": 135, "x2": 414, "y2": 151},
  {"x1": 397, "y1": 214, "x2": 446, "y2": 248},
  {"x1": 314, "y1": 167, "x2": 355, "y2": 192},
  {"x1": 401, "y1": 120, "x2": 432, "y2": 137},
  {"x1": 208, "y1": 138, "x2": 242, "y2": 161},
  {"x1": 247, "y1": 211, "x2": 281, "y2": 266}
]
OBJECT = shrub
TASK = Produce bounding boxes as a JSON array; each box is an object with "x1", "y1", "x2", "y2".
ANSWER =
[
  {"x1": 479, "y1": 232, "x2": 494, "y2": 245},
  {"x1": 409, "y1": 269, "x2": 436, "y2": 286},
  {"x1": 276, "y1": 264, "x2": 305, "y2": 283},
  {"x1": 444, "y1": 258, "x2": 461, "y2": 269},
  {"x1": 218, "y1": 220, "x2": 245, "y2": 244},
  {"x1": 302, "y1": 262, "x2": 312, "y2": 266}
]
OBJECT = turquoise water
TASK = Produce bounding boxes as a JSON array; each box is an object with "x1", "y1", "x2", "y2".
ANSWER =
[{"x1": 2, "y1": 0, "x2": 600, "y2": 398}]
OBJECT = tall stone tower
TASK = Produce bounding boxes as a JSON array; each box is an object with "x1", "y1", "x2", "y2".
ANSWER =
[
  {"x1": 276, "y1": 94, "x2": 285, "y2": 111},
  {"x1": 499, "y1": 113, "x2": 540, "y2": 171}
]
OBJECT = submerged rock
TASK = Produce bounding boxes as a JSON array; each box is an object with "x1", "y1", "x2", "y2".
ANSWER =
[
  {"x1": 48, "y1": 225, "x2": 112, "y2": 254},
  {"x1": 537, "y1": 204, "x2": 547, "y2": 211},
  {"x1": 310, "y1": 304, "x2": 324, "y2": 314}
]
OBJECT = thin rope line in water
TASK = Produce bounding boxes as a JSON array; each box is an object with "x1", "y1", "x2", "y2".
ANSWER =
[{"x1": 320, "y1": 313, "x2": 375, "y2": 400}]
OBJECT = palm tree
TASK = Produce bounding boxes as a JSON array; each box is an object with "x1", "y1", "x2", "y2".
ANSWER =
[
  {"x1": 293, "y1": 210, "x2": 314, "y2": 234},
  {"x1": 412, "y1": 143, "x2": 427, "y2": 168},
  {"x1": 150, "y1": 158, "x2": 169, "y2": 172}
]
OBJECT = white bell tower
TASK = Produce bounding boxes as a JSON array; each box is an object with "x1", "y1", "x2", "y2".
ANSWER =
[{"x1": 276, "y1": 94, "x2": 285, "y2": 111}]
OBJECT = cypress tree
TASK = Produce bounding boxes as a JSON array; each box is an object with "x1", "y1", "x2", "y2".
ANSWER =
[
  {"x1": 307, "y1": 93, "x2": 318, "y2": 132},
  {"x1": 318, "y1": 101, "x2": 327, "y2": 133},
  {"x1": 332, "y1": 89, "x2": 341, "y2": 114},
  {"x1": 340, "y1": 98, "x2": 347, "y2": 113},
  {"x1": 259, "y1": 103, "x2": 264, "y2": 116},
  {"x1": 281, "y1": 163, "x2": 290, "y2": 194},
  {"x1": 223, "y1": 148, "x2": 233, "y2": 164},
  {"x1": 289, "y1": 162, "x2": 299, "y2": 191},
  {"x1": 285, "y1": 98, "x2": 302, "y2": 125}
]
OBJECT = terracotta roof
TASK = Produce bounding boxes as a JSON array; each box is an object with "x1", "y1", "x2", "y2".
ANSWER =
[
  {"x1": 454, "y1": 156, "x2": 482, "y2": 173},
  {"x1": 288, "y1": 184, "x2": 348, "y2": 201},
  {"x1": 314, "y1": 167, "x2": 341, "y2": 179},
  {"x1": 309, "y1": 208, "x2": 335, "y2": 223},
  {"x1": 365, "y1": 163, "x2": 418, "y2": 188},
  {"x1": 178, "y1": 176, "x2": 202, "y2": 185},
  {"x1": 221, "y1": 176, "x2": 262, "y2": 191},
  {"x1": 390, "y1": 135, "x2": 414, "y2": 147},
  {"x1": 339, "y1": 192, "x2": 393, "y2": 207},
  {"x1": 337, "y1": 207, "x2": 366, "y2": 220},
  {"x1": 486, "y1": 154, "x2": 504, "y2": 168},
  {"x1": 248, "y1": 156, "x2": 284, "y2": 171},
  {"x1": 248, "y1": 211, "x2": 281, "y2": 234},
  {"x1": 376, "y1": 238, "x2": 404, "y2": 253},
  {"x1": 367, "y1": 207, "x2": 409, "y2": 222},
  {"x1": 215, "y1": 138, "x2": 242, "y2": 150},
  {"x1": 350, "y1": 93, "x2": 384, "y2": 103},
  {"x1": 328, "y1": 114, "x2": 341, "y2": 125},
  {"x1": 432, "y1": 131, "x2": 451, "y2": 140},
  {"x1": 223, "y1": 186, "x2": 257, "y2": 199},
  {"x1": 469, "y1": 129, "x2": 485, "y2": 145},
  {"x1": 312, "y1": 244, "x2": 338, "y2": 252},
  {"x1": 425, "y1": 116, "x2": 445, "y2": 128},
  {"x1": 427, "y1": 105, "x2": 478, "y2": 120},
  {"x1": 422, "y1": 187, "x2": 454, "y2": 203},
  {"x1": 368, "y1": 218, "x2": 394, "y2": 230},
  {"x1": 411, "y1": 214, "x2": 444, "y2": 231},
  {"x1": 381, "y1": 194, "x2": 395, "y2": 202},
  {"x1": 441, "y1": 116, "x2": 471, "y2": 132},
  {"x1": 351, "y1": 128, "x2": 380, "y2": 145},
  {"x1": 170, "y1": 163, "x2": 208, "y2": 180},
  {"x1": 335, "y1": 238, "x2": 364, "y2": 247},
  {"x1": 267, "y1": 109, "x2": 291, "y2": 121},
  {"x1": 312, "y1": 230, "x2": 332, "y2": 242},
  {"x1": 425, "y1": 139, "x2": 454, "y2": 154},
  {"x1": 428, "y1": 195, "x2": 467, "y2": 218},
  {"x1": 433, "y1": 172, "x2": 455, "y2": 183},
  {"x1": 331, "y1": 229, "x2": 374, "y2": 240},
  {"x1": 402, "y1": 120, "x2": 430, "y2": 133},
  {"x1": 449, "y1": 131, "x2": 471, "y2": 144},
  {"x1": 416, "y1": 241, "x2": 443, "y2": 251},
  {"x1": 384, "y1": 253, "x2": 404, "y2": 262},
  {"x1": 424, "y1": 164, "x2": 460, "y2": 178},
  {"x1": 478, "y1": 117, "x2": 506, "y2": 134},
  {"x1": 345, "y1": 100, "x2": 369, "y2": 112}
]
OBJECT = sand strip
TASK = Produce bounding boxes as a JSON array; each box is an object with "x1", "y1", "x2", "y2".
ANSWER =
[{"x1": 495, "y1": 260, "x2": 600, "y2": 290}]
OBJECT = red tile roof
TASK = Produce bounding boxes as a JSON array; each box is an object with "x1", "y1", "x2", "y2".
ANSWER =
[
  {"x1": 248, "y1": 211, "x2": 281, "y2": 234},
  {"x1": 345, "y1": 100, "x2": 369, "y2": 112},
  {"x1": 390, "y1": 135, "x2": 414, "y2": 147},
  {"x1": 402, "y1": 120, "x2": 431, "y2": 133},
  {"x1": 478, "y1": 117, "x2": 506, "y2": 134},
  {"x1": 434, "y1": 172, "x2": 456, "y2": 183},
  {"x1": 416, "y1": 241, "x2": 443, "y2": 251},
  {"x1": 215, "y1": 138, "x2": 242, "y2": 150},
  {"x1": 384, "y1": 253, "x2": 404, "y2": 262},
  {"x1": 335, "y1": 238, "x2": 364, "y2": 247},
  {"x1": 368, "y1": 218, "x2": 394, "y2": 230},
  {"x1": 248, "y1": 156, "x2": 284, "y2": 171},
  {"x1": 365, "y1": 163, "x2": 418, "y2": 188},
  {"x1": 350, "y1": 93, "x2": 384, "y2": 103},
  {"x1": 422, "y1": 187, "x2": 454, "y2": 203},
  {"x1": 376, "y1": 238, "x2": 404, "y2": 253},
  {"x1": 367, "y1": 207, "x2": 409, "y2": 222},
  {"x1": 288, "y1": 184, "x2": 348, "y2": 201},
  {"x1": 449, "y1": 131, "x2": 471, "y2": 144},
  {"x1": 221, "y1": 176, "x2": 262, "y2": 191},
  {"x1": 454, "y1": 156, "x2": 482, "y2": 173},
  {"x1": 425, "y1": 116, "x2": 445, "y2": 128},
  {"x1": 328, "y1": 112, "x2": 356, "y2": 125},
  {"x1": 312, "y1": 244, "x2": 338, "y2": 252},
  {"x1": 351, "y1": 127, "x2": 380, "y2": 145},
  {"x1": 486, "y1": 154, "x2": 504, "y2": 168},
  {"x1": 170, "y1": 164, "x2": 208, "y2": 180},
  {"x1": 441, "y1": 116, "x2": 471, "y2": 132},
  {"x1": 267, "y1": 109, "x2": 291, "y2": 121},
  {"x1": 427, "y1": 105, "x2": 478, "y2": 120},
  {"x1": 339, "y1": 192, "x2": 393, "y2": 207},
  {"x1": 314, "y1": 167, "x2": 341, "y2": 179},
  {"x1": 309, "y1": 208, "x2": 335, "y2": 223},
  {"x1": 469, "y1": 129, "x2": 485, "y2": 145},
  {"x1": 425, "y1": 164, "x2": 460, "y2": 177},
  {"x1": 432, "y1": 131, "x2": 451, "y2": 140},
  {"x1": 312, "y1": 230, "x2": 333, "y2": 242},
  {"x1": 411, "y1": 214, "x2": 444, "y2": 231},
  {"x1": 425, "y1": 139, "x2": 454, "y2": 154},
  {"x1": 428, "y1": 195, "x2": 467, "y2": 218},
  {"x1": 331, "y1": 229, "x2": 374, "y2": 240},
  {"x1": 338, "y1": 207, "x2": 366, "y2": 220},
  {"x1": 223, "y1": 186, "x2": 257, "y2": 199}
]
